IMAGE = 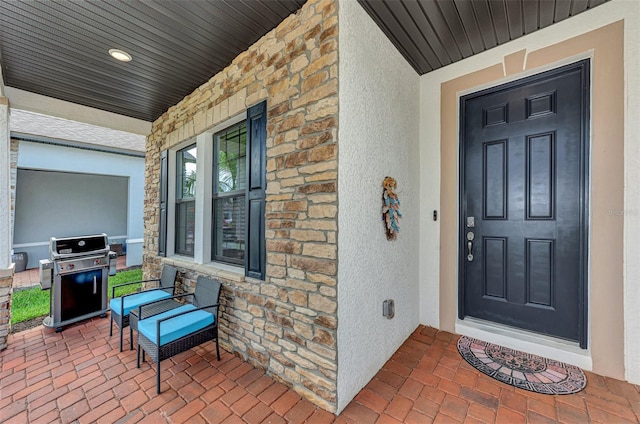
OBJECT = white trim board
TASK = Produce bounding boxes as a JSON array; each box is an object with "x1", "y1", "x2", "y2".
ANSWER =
[{"x1": 456, "y1": 317, "x2": 592, "y2": 371}]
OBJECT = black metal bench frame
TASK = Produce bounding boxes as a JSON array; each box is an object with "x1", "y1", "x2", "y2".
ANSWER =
[
  {"x1": 109, "y1": 265, "x2": 178, "y2": 351},
  {"x1": 136, "y1": 276, "x2": 221, "y2": 394}
]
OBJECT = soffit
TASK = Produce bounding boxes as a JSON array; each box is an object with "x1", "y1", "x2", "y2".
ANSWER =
[
  {"x1": 357, "y1": 0, "x2": 610, "y2": 75},
  {"x1": 0, "y1": 0, "x2": 305, "y2": 122},
  {"x1": 0, "y1": 1, "x2": 612, "y2": 125}
]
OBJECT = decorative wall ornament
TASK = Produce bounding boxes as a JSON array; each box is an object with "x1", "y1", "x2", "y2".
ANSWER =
[{"x1": 382, "y1": 176, "x2": 401, "y2": 240}]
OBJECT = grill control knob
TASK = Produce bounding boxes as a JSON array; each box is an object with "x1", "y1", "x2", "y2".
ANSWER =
[{"x1": 68, "y1": 263, "x2": 75, "y2": 270}]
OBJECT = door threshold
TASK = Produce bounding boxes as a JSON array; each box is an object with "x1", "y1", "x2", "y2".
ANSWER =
[{"x1": 455, "y1": 317, "x2": 592, "y2": 371}]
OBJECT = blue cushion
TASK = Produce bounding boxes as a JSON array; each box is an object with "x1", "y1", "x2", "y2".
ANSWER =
[
  {"x1": 137, "y1": 304, "x2": 215, "y2": 346},
  {"x1": 109, "y1": 290, "x2": 172, "y2": 316}
]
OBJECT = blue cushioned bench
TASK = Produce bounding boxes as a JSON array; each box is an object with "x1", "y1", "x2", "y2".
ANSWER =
[
  {"x1": 110, "y1": 290, "x2": 172, "y2": 317},
  {"x1": 109, "y1": 265, "x2": 178, "y2": 351},
  {"x1": 137, "y1": 304, "x2": 214, "y2": 346},
  {"x1": 136, "y1": 275, "x2": 222, "y2": 394}
]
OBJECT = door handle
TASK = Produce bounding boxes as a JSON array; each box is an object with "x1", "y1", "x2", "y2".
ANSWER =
[
  {"x1": 467, "y1": 231, "x2": 474, "y2": 261},
  {"x1": 93, "y1": 275, "x2": 97, "y2": 295}
]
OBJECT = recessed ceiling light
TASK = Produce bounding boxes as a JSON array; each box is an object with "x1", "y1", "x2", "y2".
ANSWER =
[{"x1": 108, "y1": 49, "x2": 132, "y2": 62}]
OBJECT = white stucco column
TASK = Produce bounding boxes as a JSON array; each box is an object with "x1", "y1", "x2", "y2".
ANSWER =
[
  {"x1": 623, "y1": 0, "x2": 640, "y2": 385},
  {"x1": 0, "y1": 96, "x2": 12, "y2": 270},
  {"x1": 0, "y1": 93, "x2": 14, "y2": 350}
]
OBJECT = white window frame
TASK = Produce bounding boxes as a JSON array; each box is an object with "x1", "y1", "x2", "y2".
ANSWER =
[
  {"x1": 166, "y1": 111, "x2": 247, "y2": 267},
  {"x1": 173, "y1": 143, "x2": 198, "y2": 257}
]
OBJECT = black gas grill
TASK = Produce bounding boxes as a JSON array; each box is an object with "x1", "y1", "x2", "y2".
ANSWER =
[{"x1": 39, "y1": 234, "x2": 112, "y2": 332}]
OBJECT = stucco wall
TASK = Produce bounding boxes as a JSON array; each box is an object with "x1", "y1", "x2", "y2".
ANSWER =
[
  {"x1": 419, "y1": 0, "x2": 640, "y2": 383},
  {"x1": 13, "y1": 169, "x2": 128, "y2": 268},
  {"x1": 15, "y1": 140, "x2": 145, "y2": 267},
  {"x1": 337, "y1": 0, "x2": 420, "y2": 412},
  {"x1": 0, "y1": 98, "x2": 11, "y2": 271},
  {"x1": 9, "y1": 139, "x2": 17, "y2": 244},
  {"x1": 0, "y1": 96, "x2": 12, "y2": 350}
]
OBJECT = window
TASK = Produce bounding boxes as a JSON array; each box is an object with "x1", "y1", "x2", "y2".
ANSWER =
[
  {"x1": 213, "y1": 124, "x2": 247, "y2": 264},
  {"x1": 175, "y1": 145, "x2": 197, "y2": 256},
  {"x1": 158, "y1": 101, "x2": 267, "y2": 280}
]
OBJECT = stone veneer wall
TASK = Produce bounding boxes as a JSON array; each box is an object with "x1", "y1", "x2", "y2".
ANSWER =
[
  {"x1": 0, "y1": 272, "x2": 11, "y2": 350},
  {"x1": 143, "y1": 0, "x2": 339, "y2": 412}
]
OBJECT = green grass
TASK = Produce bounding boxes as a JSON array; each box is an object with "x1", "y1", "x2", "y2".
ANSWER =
[
  {"x1": 10, "y1": 287, "x2": 50, "y2": 325},
  {"x1": 11, "y1": 268, "x2": 143, "y2": 325}
]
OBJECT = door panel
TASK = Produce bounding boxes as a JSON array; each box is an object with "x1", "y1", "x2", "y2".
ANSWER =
[
  {"x1": 459, "y1": 61, "x2": 589, "y2": 346},
  {"x1": 483, "y1": 141, "x2": 507, "y2": 219}
]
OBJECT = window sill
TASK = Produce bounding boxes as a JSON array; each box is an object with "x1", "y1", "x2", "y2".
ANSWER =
[{"x1": 163, "y1": 255, "x2": 245, "y2": 283}]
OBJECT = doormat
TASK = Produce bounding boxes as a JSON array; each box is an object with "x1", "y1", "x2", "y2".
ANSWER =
[{"x1": 457, "y1": 336, "x2": 586, "y2": 395}]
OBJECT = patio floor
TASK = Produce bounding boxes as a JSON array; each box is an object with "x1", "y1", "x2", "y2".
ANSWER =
[{"x1": 1, "y1": 322, "x2": 639, "y2": 424}]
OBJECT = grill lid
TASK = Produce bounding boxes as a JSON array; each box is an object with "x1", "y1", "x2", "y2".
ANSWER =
[{"x1": 50, "y1": 234, "x2": 110, "y2": 258}]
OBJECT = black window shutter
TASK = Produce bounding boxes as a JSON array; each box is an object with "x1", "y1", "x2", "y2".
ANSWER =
[
  {"x1": 158, "y1": 149, "x2": 168, "y2": 257},
  {"x1": 245, "y1": 101, "x2": 267, "y2": 280}
]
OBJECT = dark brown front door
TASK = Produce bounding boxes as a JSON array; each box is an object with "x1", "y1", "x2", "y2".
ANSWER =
[{"x1": 459, "y1": 61, "x2": 589, "y2": 347}]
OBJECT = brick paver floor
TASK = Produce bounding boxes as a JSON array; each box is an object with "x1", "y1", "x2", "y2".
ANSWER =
[{"x1": 2, "y1": 320, "x2": 639, "y2": 423}]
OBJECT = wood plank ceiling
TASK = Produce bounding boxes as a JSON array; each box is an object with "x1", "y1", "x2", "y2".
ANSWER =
[
  {"x1": 0, "y1": 0, "x2": 305, "y2": 122},
  {"x1": 0, "y1": 0, "x2": 609, "y2": 123},
  {"x1": 358, "y1": 0, "x2": 609, "y2": 75}
]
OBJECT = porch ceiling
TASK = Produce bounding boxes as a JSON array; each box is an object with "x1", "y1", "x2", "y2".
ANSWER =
[
  {"x1": 0, "y1": 0, "x2": 305, "y2": 122},
  {"x1": 357, "y1": 0, "x2": 610, "y2": 75},
  {"x1": 0, "y1": 0, "x2": 610, "y2": 123}
]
